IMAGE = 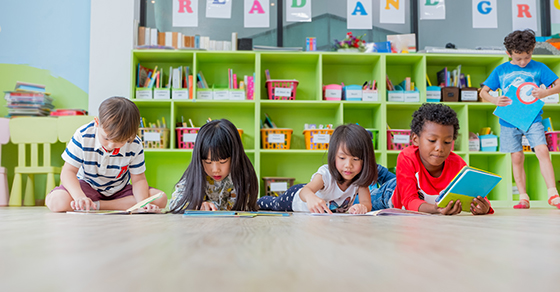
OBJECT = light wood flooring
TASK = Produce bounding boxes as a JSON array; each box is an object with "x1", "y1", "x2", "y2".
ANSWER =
[{"x1": 1, "y1": 207, "x2": 560, "y2": 292}]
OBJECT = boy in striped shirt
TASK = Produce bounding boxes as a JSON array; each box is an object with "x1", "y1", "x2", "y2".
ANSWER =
[{"x1": 46, "y1": 97, "x2": 167, "y2": 212}]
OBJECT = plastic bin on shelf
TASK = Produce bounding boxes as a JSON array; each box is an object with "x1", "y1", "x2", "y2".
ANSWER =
[
  {"x1": 387, "y1": 129, "x2": 411, "y2": 150},
  {"x1": 138, "y1": 128, "x2": 169, "y2": 149},
  {"x1": 262, "y1": 177, "x2": 295, "y2": 197},
  {"x1": 261, "y1": 128, "x2": 293, "y2": 149},
  {"x1": 266, "y1": 80, "x2": 298, "y2": 100},
  {"x1": 176, "y1": 127, "x2": 200, "y2": 149},
  {"x1": 303, "y1": 129, "x2": 334, "y2": 150},
  {"x1": 323, "y1": 84, "x2": 342, "y2": 101},
  {"x1": 546, "y1": 131, "x2": 560, "y2": 152}
]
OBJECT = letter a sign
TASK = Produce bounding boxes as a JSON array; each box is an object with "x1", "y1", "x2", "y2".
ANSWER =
[
  {"x1": 512, "y1": 0, "x2": 538, "y2": 31},
  {"x1": 245, "y1": 0, "x2": 270, "y2": 28},
  {"x1": 173, "y1": 0, "x2": 199, "y2": 27},
  {"x1": 348, "y1": 0, "x2": 373, "y2": 29}
]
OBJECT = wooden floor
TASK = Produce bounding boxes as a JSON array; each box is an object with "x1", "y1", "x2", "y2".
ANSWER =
[{"x1": 1, "y1": 207, "x2": 560, "y2": 292}]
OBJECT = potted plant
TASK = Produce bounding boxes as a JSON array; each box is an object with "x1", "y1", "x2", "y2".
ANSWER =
[{"x1": 334, "y1": 32, "x2": 366, "y2": 52}]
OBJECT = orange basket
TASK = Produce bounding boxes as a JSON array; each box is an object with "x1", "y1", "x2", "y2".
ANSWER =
[
  {"x1": 262, "y1": 177, "x2": 295, "y2": 197},
  {"x1": 303, "y1": 129, "x2": 334, "y2": 150},
  {"x1": 138, "y1": 128, "x2": 169, "y2": 149},
  {"x1": 266, "y1": 80, "x2": 298, "y2": 100},
  {"x1": 261, "y1": 128, "x2": 292, "y2": 149}
]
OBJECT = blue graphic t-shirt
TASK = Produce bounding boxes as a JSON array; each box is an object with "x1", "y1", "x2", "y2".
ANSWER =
[{"x1": 483, "y1": 60, "x2": 558, "y2": 127}]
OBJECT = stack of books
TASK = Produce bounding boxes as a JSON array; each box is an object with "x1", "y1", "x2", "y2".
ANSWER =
[{"x1": 4, "y1": 82, "x2": 54, "y2": 117}]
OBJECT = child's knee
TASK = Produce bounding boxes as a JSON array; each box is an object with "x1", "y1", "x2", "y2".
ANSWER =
[
  {"x1": 534, "y1": 144, "x2": 550, "y2": 158},
  {"x1": 45, "y1": 190, "x2": 72, "y2": 212}
]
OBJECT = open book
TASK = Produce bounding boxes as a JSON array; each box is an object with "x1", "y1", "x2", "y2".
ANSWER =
[
  {"x1": 309, "y1": 208, "x2": 430, "y2": 216},
  {"x1": 183, "y1": 210, "x2": 290, "y2": 218},
  {"x1": 436, "y1": 166, "x2": 502, "y2": 211},
  {"x1": 66, "y1": 192, "x2": 164, "y2": 215}
]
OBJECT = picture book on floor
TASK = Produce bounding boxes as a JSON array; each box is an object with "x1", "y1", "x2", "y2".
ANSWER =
[
  {"x1": 309, "y1": 208, "x2": 431, "y2": 216},
  {"x1": 66, "y1": 192, "x2": 164, "y2": 215},
  {"x1": 436, "y1": 166, "x2": 502, "y2": 211},
  {"x1": 183, "y1": 210, "x2": 290, "y2": 218}
]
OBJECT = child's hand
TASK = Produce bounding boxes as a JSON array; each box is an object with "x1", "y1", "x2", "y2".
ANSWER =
[
  {"x1": 532, "y1": 85, "x2": 548, "y2": 100},
  {"x1": 470, "y1": 196, "x2": 490, "y2": 215},
  {"x1": 348, "y1": 204, "x2": 368, "y2": 214},
  {"x1": 306, "y1": 196, "x2": 332, "y2": 214},
  {"x1": 142, "y1": 203, "x2": 160, "y2": 212},
  {"x1": 201, "y1": 201, "x2": 218, "y2": 211},
  {"x1": 71, "y1": 197, "x2": 97, "y2": 211},
  {"x1": 495, "y1": 96, "x2": 512, "y2": 106},
  {"x1": 437, "y1": 200, "x2": 462, "y2": 215}
]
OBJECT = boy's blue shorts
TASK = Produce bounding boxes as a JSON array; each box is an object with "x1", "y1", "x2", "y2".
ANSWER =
[{"x1": 500, "y1": 122, "x2": 547, "y2": 153}]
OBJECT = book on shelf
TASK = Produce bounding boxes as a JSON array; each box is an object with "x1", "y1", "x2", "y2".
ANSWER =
[
  {"x1": 15, "y1": 81, "x2": 46, "y2": 93},
  {"x1": 435, "y1": 166, "x2": 502, "y2": 212},
  {"x1": 253, "y1": 45, "x2": 302, "y2": 51},
  {"x1": 67, "y1": 192, "x2": 164, "y2": 215},
  {"x1": 437, "y1": 67, "x2": 448, "y2": 87},
  {"x1": 149, "y1": 28, "x2": 158, "y2": 46},
  {"x1": 197, "y1": 71, "x2": 209, "y2": 89}
]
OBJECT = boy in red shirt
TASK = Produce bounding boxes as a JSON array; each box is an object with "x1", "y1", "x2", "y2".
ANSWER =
[{"x1": 370, "y1": 103, "x2": 493, "y2": 215}]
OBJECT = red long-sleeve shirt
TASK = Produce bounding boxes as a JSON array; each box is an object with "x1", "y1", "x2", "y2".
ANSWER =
[{"x1": 393, "y1": 145, "x2": 494, "y2": 214}]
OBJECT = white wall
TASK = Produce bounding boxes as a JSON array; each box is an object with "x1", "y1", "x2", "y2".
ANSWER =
[{"x1": 89, "y1": 0, "x2": 139, "y2": 116}]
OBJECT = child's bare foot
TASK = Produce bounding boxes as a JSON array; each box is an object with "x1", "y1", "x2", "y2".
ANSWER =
[{"x1": 513, "y1": 199, "x2": 530, "y2": 209}]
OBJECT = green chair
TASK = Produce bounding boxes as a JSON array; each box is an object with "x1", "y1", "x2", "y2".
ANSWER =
[
  {"x1": 57, "y1": 116, "x2": 94, "y2": 144},
  {"x1": 9, "y1": 117, "x2": 60, "y2": 206}
]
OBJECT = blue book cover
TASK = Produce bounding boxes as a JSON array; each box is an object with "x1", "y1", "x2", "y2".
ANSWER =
[
  {"x1": 493, "y1": 83, "x2": 544, "y2": 132},
  {"x1": 436, "y1": 166, "x2": 502, "y2": 211}
]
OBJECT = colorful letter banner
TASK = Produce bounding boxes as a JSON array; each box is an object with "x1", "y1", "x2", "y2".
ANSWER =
[
  {"x1": 206, "y1": 0, "x2": 232, "y2": 19},
  {"x1": 244, "y1": 0, "x2": 270, "y2": 28},
  {"x1": 286, "y1": 0, "x2": 312, "y2": 22},
  {"x1": 173, "y1": 0, "x2": 199, "y2": 27},
  {"x1": 472, "y1": 0, "x2": 497, "y2": 28},
  {"x1": 420, "y1": 0, "x2": 445, "y2": 20},
  {"x1": 512, "y1": 0, "x2": 538, "y2": 31},
  {"x1": 552, "y1": 0, "x2": 560, "y2": 24},
  {"x1": 348, "y1": 0, "x2": 373, "y2": 29},
  {"x1": 380, "y1": 0, "x2": 405, "y2": 24}
]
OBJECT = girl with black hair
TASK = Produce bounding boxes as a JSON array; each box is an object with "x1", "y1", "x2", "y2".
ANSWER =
[
  {"x1": 168, "y1": 119, "x2": 258, "y2": 213},
  {"x1": 258, "y1": 124, "x2": 378, "y2": 214}
]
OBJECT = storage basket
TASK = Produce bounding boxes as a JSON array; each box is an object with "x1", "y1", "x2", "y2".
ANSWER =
[
  {"x1": 138, "y1": 128, "x2": 169, "y2": 149},
  {"x1": 176, "y1": 127, "x2": 200, "y2": 149},
  {"x1": 387, "y1": 129, "x2": 411, "y2": 150},
  {"x1": 546, "y1": 131, "x2": 560, "y2": 152},
  {"x1": 262, "y1": 177, "x2": 295, "y2": 197},
  {"x1": 261, "y1": 128, "x2": 292, "y2": 149},
  {"x1": 266, "y1": 80, "x2": 298, "y2": 100},
  {"x1": 303, "y1": 129, "x2": 334, "y2": 150}
]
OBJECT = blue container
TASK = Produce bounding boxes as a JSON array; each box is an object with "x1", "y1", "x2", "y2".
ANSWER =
[
  {"x1": 343, "y1": 85, "x2": 363, "y2": 101},
  {"x1": 373, "y1": 41, "x2": 391, "y2": 53},
  {"x1": 480, "y1": 134, "x2": 499, "y2": 152}
]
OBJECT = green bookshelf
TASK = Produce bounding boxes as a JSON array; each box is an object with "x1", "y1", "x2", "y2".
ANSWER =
[{"x1": 131, "y1": 50, "x2": 560, "y2": 207}]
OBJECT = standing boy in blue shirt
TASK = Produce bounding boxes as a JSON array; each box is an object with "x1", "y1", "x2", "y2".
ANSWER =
[
  {"x1": 46, "y1": 96, "x2": 167, "y2": 212},
  {"x1": 480, "y1": 29, "x2": 560, "y2": 209}
]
